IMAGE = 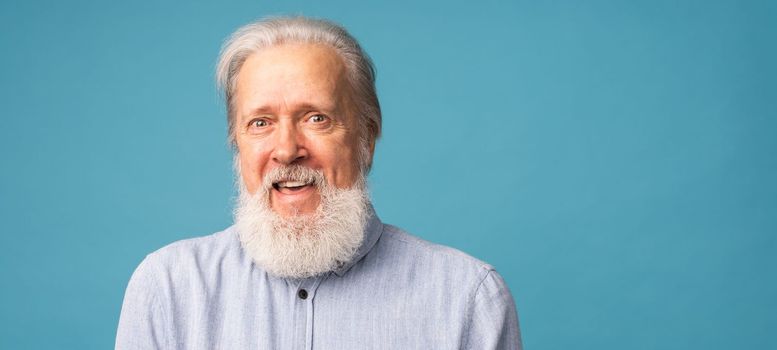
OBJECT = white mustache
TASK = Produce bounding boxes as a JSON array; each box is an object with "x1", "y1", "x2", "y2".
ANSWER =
[{"x1": 262, "y1": 165, "x2": 325, "y2": 190}]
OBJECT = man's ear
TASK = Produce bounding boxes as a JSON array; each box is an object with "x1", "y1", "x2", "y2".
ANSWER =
[
  {"x1": 362, "y1": 136, "x2": 377, "y2": 172},
  {"x1": 368, "y1": 138, "x2": 376, "y2": 159}
]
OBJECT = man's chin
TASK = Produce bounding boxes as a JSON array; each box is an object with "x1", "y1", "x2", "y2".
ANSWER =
[
  {"x1": 269, "y1": 190, "x2": 322, "y2": 217},
  {"x1": 271, "y1": 206, "x2": 318, "y2": 218}
]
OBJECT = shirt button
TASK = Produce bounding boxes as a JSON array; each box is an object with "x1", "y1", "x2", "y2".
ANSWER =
[{"x1": 298, "y1": 289, "x2": 308, "y2": 300}]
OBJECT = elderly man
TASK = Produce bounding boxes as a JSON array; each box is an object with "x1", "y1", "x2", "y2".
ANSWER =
[{"x1": 116, "y1": 16, "x2": 522, "y2": 349}]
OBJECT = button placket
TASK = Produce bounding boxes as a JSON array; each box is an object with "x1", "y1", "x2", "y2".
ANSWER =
[{"x1": 295, "y1": 275, "x2": 326, "y2": 350}]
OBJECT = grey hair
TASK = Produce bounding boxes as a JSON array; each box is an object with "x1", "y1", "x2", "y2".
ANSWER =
[{"x1": 216, "y1": 16, "x2": 381, "y2": 172}]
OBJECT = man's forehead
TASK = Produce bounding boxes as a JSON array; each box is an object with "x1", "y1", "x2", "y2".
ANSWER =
[{"x1": 235, "y1": 43, "x2": 350, "y2": 115}]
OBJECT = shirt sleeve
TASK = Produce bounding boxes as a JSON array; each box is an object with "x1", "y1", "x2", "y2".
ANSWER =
[
  {"x1": 463, "y1": 269, "x2": 523, "y2": 350},
  {"x1": 115, "y1": 256, "x2": 169, "y2": 350}
]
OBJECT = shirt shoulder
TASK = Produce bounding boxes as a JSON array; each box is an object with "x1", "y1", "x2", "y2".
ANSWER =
[
  {"x1": 117, "y1": 228, "x2": 244, "y2": 348},
  {"x1": 142, "y1": 227, "x2": 241, "y2": 269},
  {"x1": 371, "y1": 224, "x2": 497, "y2": 287},
  {"x1": 375, "y1": 224, "x2": 522, "y2": 349},
  {"x1": 381, "y1": 224, "x2": 494, "y2": 268},
  {"x1": 131, "y1": 227, "x2": 249, "y2": 297}
]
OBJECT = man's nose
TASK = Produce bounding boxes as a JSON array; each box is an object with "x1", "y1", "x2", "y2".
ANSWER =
[{"x1": 271, "y1": 122, "x2": 308, "y2": 165}]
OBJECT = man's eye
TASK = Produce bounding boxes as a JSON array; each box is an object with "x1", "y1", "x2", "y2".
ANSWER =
[
  {"x1": 308, "y1": 114, "x2": 327, "y2": 123},
  {"x1": 249, "y1": 119, "x2": 268, "y2": 128}
]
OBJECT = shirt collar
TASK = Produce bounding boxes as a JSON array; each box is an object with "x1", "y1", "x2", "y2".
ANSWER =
[{"x1": 333, "y1": 204, "x2": 384, "y2": 277}]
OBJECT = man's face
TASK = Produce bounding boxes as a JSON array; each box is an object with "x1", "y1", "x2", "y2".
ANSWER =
[{"x1": 233, "y1": 43, "x2": 362, "y2": 217}]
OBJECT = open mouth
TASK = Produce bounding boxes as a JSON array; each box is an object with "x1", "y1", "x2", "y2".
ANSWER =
[{"x1": 272, "y1": 180, "x2": 315, "y2": 194}]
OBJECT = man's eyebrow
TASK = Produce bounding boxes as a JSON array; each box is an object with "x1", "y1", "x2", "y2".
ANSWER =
[
  {"x1": 243, "y1": 103, "x2": 337, "y2": 119},
  {"x1": 243, "y1": 106, "x2": 274, "y2": 118},
  {"x1": 293, "y1": 102, "x2": 337, "y2": 113}
]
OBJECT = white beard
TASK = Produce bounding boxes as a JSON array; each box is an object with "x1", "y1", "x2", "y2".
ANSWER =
[{"x1": 234, "y1": 165, "x2": 370, "y2": 279}]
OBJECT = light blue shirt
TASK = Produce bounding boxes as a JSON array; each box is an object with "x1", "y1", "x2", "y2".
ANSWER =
[{"x1": 116, "y1": 208, "x2": 522, "y2": 349}]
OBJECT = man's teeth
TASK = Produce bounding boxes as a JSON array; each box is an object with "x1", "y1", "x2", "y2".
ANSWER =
[{"x1": 277, "y1": 180, "x2": 309, "y2": 188}]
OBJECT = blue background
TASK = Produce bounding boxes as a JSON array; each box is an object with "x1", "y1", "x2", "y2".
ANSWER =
[{"x1": 1, "y1": 0, "x2": 775, "y2": 348}]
